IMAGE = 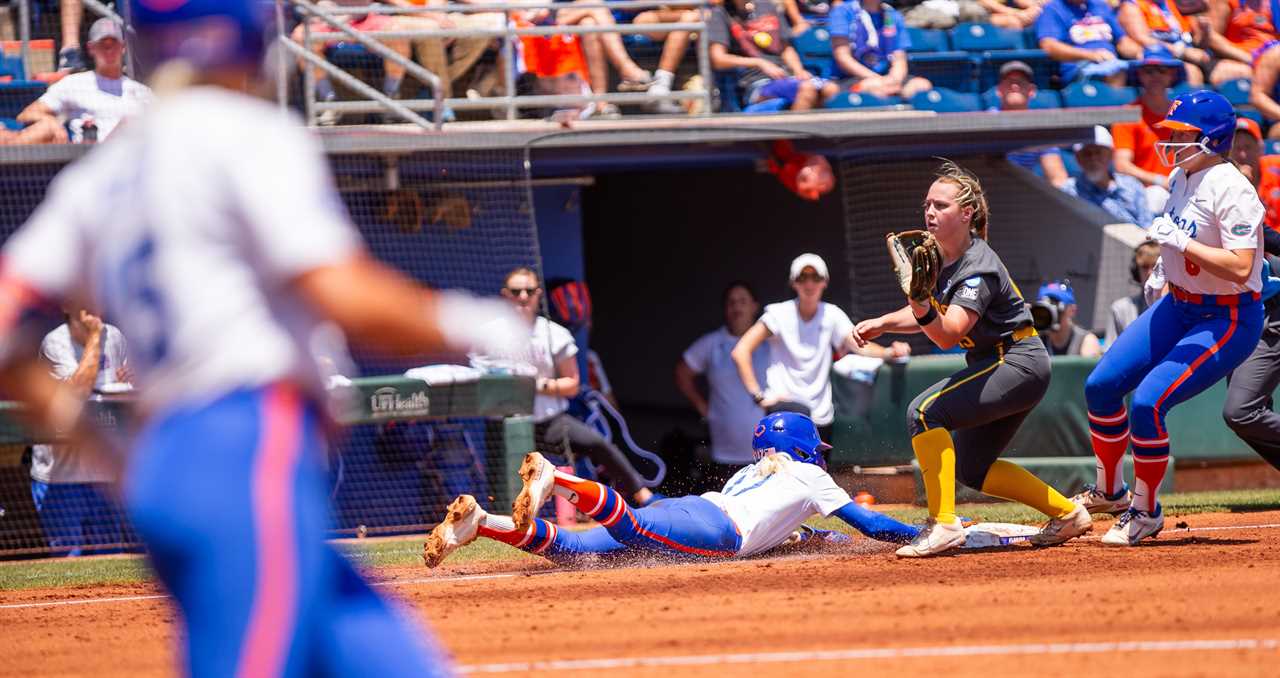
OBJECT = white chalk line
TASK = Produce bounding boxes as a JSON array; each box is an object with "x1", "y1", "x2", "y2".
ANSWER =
[
  {"x1": 457, "y1": 638, "x2": 1280, "y2": 673},
  {"x1": 4, "y1": 521, "x2": 1280, "y2": 611}
]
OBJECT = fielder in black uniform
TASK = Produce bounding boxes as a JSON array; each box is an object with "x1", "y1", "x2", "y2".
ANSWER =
[
  {"x1": 1222, "y1": 227, "x2": 1280, "y2": 471},
  {"x1": 852, "y1": 161, "x2": 1092, "y2": 557}
]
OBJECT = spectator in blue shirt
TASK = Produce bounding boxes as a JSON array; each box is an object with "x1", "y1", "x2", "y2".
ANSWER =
[
  {"x1": 992, "y1": 61, "x2": 1070, "y2": 187},
  {"x1": 829, "y1": 0, "x2": 932, "y2": 98},
  {"x1": 1060, "y1": 125, "x2": 1154, "y2": 227},
  {"x1": 1037, "y1": 0, "x2": 1142, "y2": 85}
]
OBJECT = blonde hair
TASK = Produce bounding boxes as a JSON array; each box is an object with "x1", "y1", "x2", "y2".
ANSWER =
[
  {"x1": 933, "y1": 159, "x2": 989, "y2": 241},
  {"x1": 756, "y1": 452, "x2": 793, "y2": 477}
]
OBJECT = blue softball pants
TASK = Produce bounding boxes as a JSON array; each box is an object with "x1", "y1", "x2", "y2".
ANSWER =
[
  {"x1": 1086, "y1": 293, "x2": 1263, "y2": 462},
  {"x1": 526, "y1": 494, "x2": 742, "y2": 562},
  {"x1": 124, "y1": 384, "x2": 450, "y2": 678}
]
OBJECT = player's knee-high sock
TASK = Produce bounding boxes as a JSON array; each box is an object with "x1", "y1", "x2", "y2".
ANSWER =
[
  {"x1": 1131, "y1": 444, "x2": 1169, "y2": 514},
  {"x1": 980, "y1": 460, "x2": 1077, "y2": 518},
  {"x1": 1087, "y1": 407, "x2": 1130, "y2": 497},
  {"x1": 551, "y1": 469, "x2": 631, "y2": 527},
  {"x1": 911, "y1": 428, "x2": 956, "y2": 523},
  {"x1": 478, "y1": 514, "x2": 561, "y2": 555}
]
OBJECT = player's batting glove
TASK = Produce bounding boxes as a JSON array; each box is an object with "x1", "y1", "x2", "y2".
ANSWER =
[
  {"x1": 435, "y1": 291, "x2": 527, "y2": 357},
  {"x1": 1147, "y1": 215, "x2": 1190, "y2": 252},
  {"x1": 1144, "y1": 256, "x2": 1167, "y2": 307}
]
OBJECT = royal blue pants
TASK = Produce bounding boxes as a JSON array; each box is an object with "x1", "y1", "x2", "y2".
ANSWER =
[
  {"x1": 529, "y1": 495, "x2": 742, "y2": 562},
  {"x1": 1086, "y1": 293, "x2": 1263, "y2": 471},
  {"x1": 30, "y1": 480, "x2": 128, "y2": 556},
  {"x1": 124, "y1": 384, "x2": 449, "y2": 678}
]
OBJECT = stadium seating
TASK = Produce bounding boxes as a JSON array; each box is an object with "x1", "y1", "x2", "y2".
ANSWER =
[
  {"x1": 904, "y1": 27, "x2": 950, "y2": 53},
  {"x1": 980, "y1": 88, "x2": 1063, "y2": 110},
  {"x1": 907, "y1": 52, "x2": 979, "y2": 92},
  {"x1": 911, "y1": 87, "x2": 982, "y2": 113},
  {"x1": 1061, "y1": 81, "x2": 1136, "y2": 108},
  {"x1": 1267, "y1": 139, "x2": 1280, "y2": 155},
  {"x1": 0, "y1": 55, "x2": 23, "y2": 80},
  {"x1": 1217, "y1": 78, "x2": 1253, "y2": 106},
  {"x1": 793, "y1": 27, "x2": 835, "y2": 77},
  {"x1": 0, "y1": 81, "x2": 47, "y2": 119},
  {"x1": 743, "y1": 97, "x2": 790, "y2": 114},
  {"x1": 1, "y1": 117, "x2": 20, "y2": 130},
  {"x1": 1237, "y1": 107, "x2": 1266, "y2": 131},
  {"x1": 950, "y1": 22, "x2": 1025, "y2": 51},
  {"x1": 826, "y1": 91, "x2": 903, "y2": 109}
]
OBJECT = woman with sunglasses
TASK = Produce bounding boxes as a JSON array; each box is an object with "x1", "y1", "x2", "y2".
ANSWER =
[
  {"x1": 473, "y1": 266, "x2": 656, "y2": 507},
  {"x1": 731, "y1": 254, "x2": 908, "y2": 445}
]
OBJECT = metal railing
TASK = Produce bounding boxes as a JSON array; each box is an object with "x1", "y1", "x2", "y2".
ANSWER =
[{"x1": 280, "y1": 0, "x2": 714, "y2": 128}]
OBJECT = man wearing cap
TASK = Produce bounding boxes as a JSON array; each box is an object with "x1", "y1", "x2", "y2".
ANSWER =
[
  {"x1": 1061, "y1": 125, "x2": 1154, "y2": 227},
  {"x1": 1111, "y1": 45, "x2": 1183, "y2": 212},
  {"x1": 1231, "y1": 116, "x2": 1280, "y2": 232},
  {"x1": 732, "y1": 254, "x2": 897, "y2": 442},
  {"x1": 0, "y1": 18, "x2": 152, "y2": 146},
  {"x1": 1036, "y1": 0, "x2": 1142, "y2": 86},
  {"x1": 1034, "y1": 281, "x2": 1103, "y2": 357},
  {"x1": 995, "y1": 61, "x2": 1070, "y2": 187}
]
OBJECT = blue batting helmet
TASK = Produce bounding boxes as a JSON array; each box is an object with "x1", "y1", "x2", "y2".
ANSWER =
[
  {"x1": 1156, "y1": 89, "x2": 1236, "y2": 155},
  {"x1": 752, "y1": 412, "x2": 832, "y2": 467},
  {"x1": 129, "y1": 0, "x2": 267, "y2": 71}
]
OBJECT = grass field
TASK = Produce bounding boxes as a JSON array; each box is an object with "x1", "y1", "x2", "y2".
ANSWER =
[{"x1": 2, "y1": 488, "x2": 1278, "y2": 592}]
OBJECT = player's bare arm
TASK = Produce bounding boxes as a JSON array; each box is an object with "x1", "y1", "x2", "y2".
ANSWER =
[
  {"x1": 910, "y1": 300, "x2": 980, "y2": 351},
  {"x1": 731, "y1": 321, "x2": 772, "y2": 403},
  {"x1": 1182, "y1": 244, "x2": 1256, "y2": 284}
]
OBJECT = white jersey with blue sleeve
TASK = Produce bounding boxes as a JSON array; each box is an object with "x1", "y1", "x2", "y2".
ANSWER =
[
  {"x1": 700, "y1": 456, "x2": 851, "y2": 557},
  {"x1": 1160, "y1": 163, "x2": 1265, "y2": 295},
  {"x1": 2, "y1": 87, "x2": 362, "y2": 415}
]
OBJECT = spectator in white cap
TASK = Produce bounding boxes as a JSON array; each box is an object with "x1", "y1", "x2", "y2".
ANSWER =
[
  {"x1": 1060, "y1": 125, "x2": 1154, "y2": 228},
  {"x1": 731, "y1": 253, "x2": 909, "y2": 442},
  {"x1": 0, "y1": 18, "x2": 152, "y2": 146}
]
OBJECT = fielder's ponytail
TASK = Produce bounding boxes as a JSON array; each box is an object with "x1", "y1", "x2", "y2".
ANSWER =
[{"x1": 934, "y1": 160, "x2": 989, "y2": 241}]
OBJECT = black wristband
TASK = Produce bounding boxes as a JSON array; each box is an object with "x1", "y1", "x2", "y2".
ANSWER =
[
  {"x1": 752, "y1": 391, "x2": 766, "y2": 404},
  {"x1": 914, "y1": 306, "x2": 938, "y2": 326}
]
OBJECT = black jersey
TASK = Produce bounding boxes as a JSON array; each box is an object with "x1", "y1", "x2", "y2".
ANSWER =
[{"x1": 930, "y1": 237, "x2": 1033, "y2": 352}]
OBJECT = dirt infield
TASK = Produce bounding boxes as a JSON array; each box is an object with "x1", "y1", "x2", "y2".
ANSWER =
[{"x1": 3, "y1": 510, "x2": 1279, "y2": 677}]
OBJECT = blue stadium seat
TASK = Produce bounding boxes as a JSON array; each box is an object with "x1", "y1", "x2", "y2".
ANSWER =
[
  {"x1": 715, "y1": 70, "x2": 743, "y2": 113},
  {"x1": 0, "y1": 55, "x2": 23, "y2": 79},
  {"x1": 905, "y1": 27, "x2": 950, "y2": 53},
  {"x1": 793, "y1": 27, "x2": 833, "y2": 58},
  {"x1": 0, "y1": 117, "x2": 20, "y2": 131},
  {"x1": 743, "y1": 97, "x2": 791, "y2": 114},
  {"x1": 1059, "y1": 149, "x2": 1081, "y2": 177},
  {"x1": 1267, "y1": 139, "x2": 1280, "y2": 155},
  {"x1": 978, "y1": 49, "x2": 1057, "y2": 91},
  {"x1": 0, "y1": 81, "x2": 47, "y2": 119},
  {"x1": 826, "y1": 91, "x2": 902, "y2": 109},
  {"x1": 326, "y1": 43, "x2": 382, "y2": 73},
  {"x1": 1236, "y1": 107, "x2": 1266, "y2": 131},
  {"x1": 1217, "y1": 77, "x2": 1253, "y2": 106},
  {"x1": 1061, "y1": 81, "x2": 1137, "y2": 107},
  {"x1": 1169, "y1": 83, "x2": 1194, "y2": 99},
  {"x1": 981, "y1": 88, "x2": 1062, "y2": 110},
  {"x1": 911, "y1": 87, "x2": 983, "y2": 113},
  {"x1": 950, "y1": 22, "x2": 1025, "y2": 52},
  {"x1": 908, "y1": 52, "x2": 979, "y2": 92}
]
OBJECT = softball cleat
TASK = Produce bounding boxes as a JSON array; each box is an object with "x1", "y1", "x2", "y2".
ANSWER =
[
  {"x1": 1101, "y1": 506, "x2": 1164, "y2": 546},
  {"x1": 895, "y1": 517, "x2": 965, "y2": 557},
  {"x1": 1072, "y1": 483, "x2": 1132, "y2": 516},
  {"x1": 512, "y1": 452, "x2": 556, "y2": 530},
  {"x1": 423, "y1": 494, "x2": 484, "y2": 569},
  {"x1": 1029, "y1": 502, "x2": 1093, "y2": 546}
]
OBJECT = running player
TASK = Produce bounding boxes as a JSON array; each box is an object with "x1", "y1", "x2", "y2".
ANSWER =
[
  {"x1": 0, "y1": 1, "x2": 526, "y2": 675},
  {"x1": 851, "y1": 161, "x2": 1092, "y2": 558},
  {"x1": 1081, "y1": 90, "x2": 1266, "y2": 546},
  {"x1": 423, "y1": 412, "x2": 920, "y2": 567}
]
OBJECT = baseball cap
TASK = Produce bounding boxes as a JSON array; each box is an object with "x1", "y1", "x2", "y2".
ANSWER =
[
  {"x1": 88, "y1": 17, "x2": 124, "y2": 44},
  {"x1": 789, "y1": 253, "x2": 829, "y2": 281},
  {"x1": 998, "y1": 61, "x2": 1034, "y2": 81},
  {"x1": 1236, "y1": 117, "x2": 1263, "y2": 142},
  {"x1": 1072, "y1": 125, "x2": 1114, "y2": 152},
  {"x1": 1037, "y1": 281, "x2": 1075, "y2": 305}
]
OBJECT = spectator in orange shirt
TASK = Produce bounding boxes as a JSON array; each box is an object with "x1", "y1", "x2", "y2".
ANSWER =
[
  {"x1": 1116, "y1": 0, "x2": 1212, "y2": 85},
  {"x1": 1111, "y1": 45, "x2": 1182, "y2": 212},
  {"x1": 1232, "y1": 116, "x2": 1280, "y2": 231},
  {"x1": 1204, "y1": 0, "x2": 1278, "y2": 80},
  {"x1": 1251, "y1": 39, "x2": 1280, "y2": 137}
]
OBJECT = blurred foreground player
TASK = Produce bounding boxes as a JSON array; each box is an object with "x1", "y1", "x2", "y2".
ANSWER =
[
  {"x1": 0, "y1": 1, "x2": 527, "y2": 675},
  {"x1": 424, "y1": 412, "x2": 920, "y2": 567}
]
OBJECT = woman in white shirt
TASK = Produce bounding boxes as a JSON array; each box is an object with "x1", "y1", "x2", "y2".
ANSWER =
[
  {"x1": 730, "y1": 254, "x2": 908, "y2": 443},
  {"x1": 473, "y1": 267, "x2": 654, "y2": 506}
]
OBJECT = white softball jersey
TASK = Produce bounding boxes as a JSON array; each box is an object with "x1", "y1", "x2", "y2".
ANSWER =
[
  {"x1": 3, "y1": 87, "x2": 362, "y2": 415},
  {"x1": 469, "y1": 315, "x2": 578, "y2": 422},
  {"x1": 701, "y1": 457, "x2": 851, "y2": 557},
  {"x1": 1160, "y1": 162, "x2": 1265, "y2": 295}
]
